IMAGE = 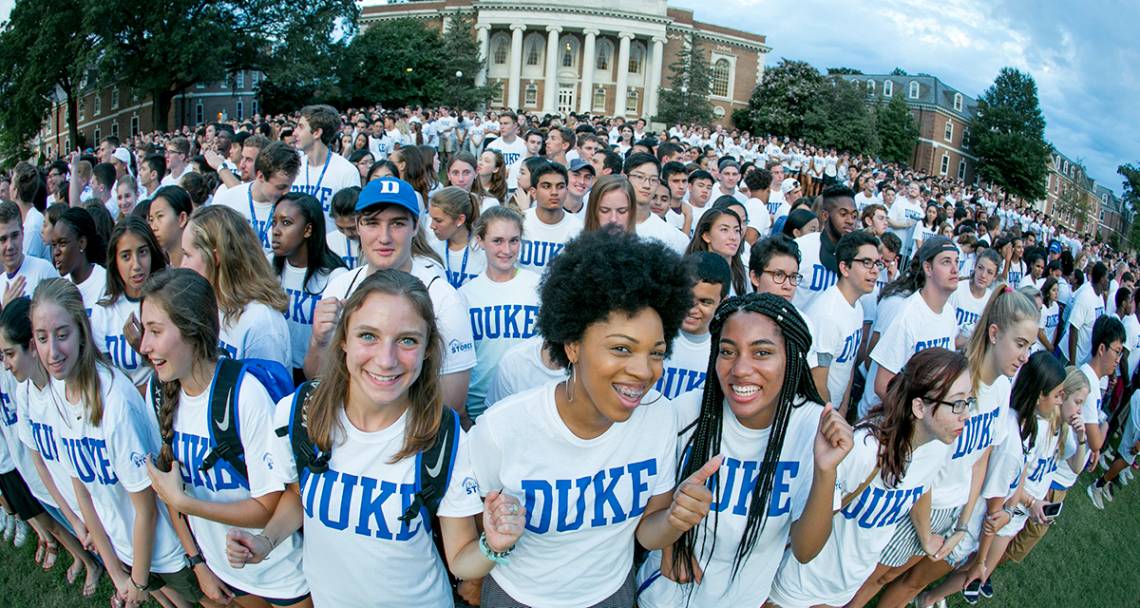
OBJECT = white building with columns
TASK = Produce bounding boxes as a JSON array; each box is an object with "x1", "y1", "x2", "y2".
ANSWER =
[{"x1": 359, "y1": 0, "x2": 769, "y2": 122}]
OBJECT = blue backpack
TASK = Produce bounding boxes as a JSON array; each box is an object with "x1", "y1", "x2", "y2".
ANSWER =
[{"x1": 151, "y1": 357, "x2": 294, "y2": 481}]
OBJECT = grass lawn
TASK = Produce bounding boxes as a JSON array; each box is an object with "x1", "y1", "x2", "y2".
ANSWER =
[{"x1": 0, "y1": 473, "x2": 1136, "y2": 607}]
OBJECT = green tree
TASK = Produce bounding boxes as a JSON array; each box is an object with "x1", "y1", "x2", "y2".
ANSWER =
[
  {"x1": 890, "y1": 67, "x2": 909, "y2": 76},
  {"x1": 875, "y1": 93, "x2": 919, "y2": 165},
  {"x1": 0, "y1": 0, "x2": 91, "y2": 158},
  {"x1": 972, "y1": 67, "x2": 1052, "y2": 201},
  {"x1": 654, "y1": 36, "x2": 714, "y2": 125},
  {"x1": 439, "y1": 12, "x2": 500, "y2": 110},
  {"x1": 84, "y1": 0, "x2": 357, "y2": 132},
  {"x1": 1119, "y1": 163, "x2": 1140, "y2": 251},
  {"x1": 337, "y1": 18, "x2": 446, "y2": 108},
  {"x1": 803, "y1": 78, "x2": 878, "y2": 155},
  {"x1": 740, "y1": 59, "x2": 827, "y2": 138},
  {"x1": 827, "y1": 67, "x2": 863, "y2": 75}
]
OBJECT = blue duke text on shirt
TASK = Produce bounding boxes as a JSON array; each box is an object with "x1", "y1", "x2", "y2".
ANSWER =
[
  {"x1": 300, "y1": 467, "x2": 425, "y2": 542},
  {"x1": 60, "y1": 436, "x2": 118, "y2": 485},
  {"x1": 104, "y1": 335, "x2": 142, "y2": 372},
  {"x1": 285, "y1": 288, "x2": 322, "y2": 326},
  {"x1": 841, "y1": 483, "x2": 925, "y2": 529},
  {"x1": 469, "y1": 304, "x2": 539, "y2": 341},
  {"x1": 172, "y1": 431, "x2": 248, "y2": 492},
  {"x1": 654, "y1": 367, "x2": 706, "y2": 400},
  {"x1": 521, "y1": 459, "x2": 660, "y2": 534},
  {"x1": 518, "y1": 240, "x2": 566, "y2": 269}
]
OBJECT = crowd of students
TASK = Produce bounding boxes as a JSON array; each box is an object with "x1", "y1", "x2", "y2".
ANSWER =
[{"x1": 0, "y1": 102, "x2": 1133, "y2": 608}]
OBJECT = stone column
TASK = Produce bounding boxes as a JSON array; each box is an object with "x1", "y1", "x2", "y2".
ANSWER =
[
  {"x1": 507, "y1": 24, "x2": 526, "y2": 109},
  {"x1": 476, "y1": 24, "x2": 491, "y2": 87},
  {"x1": 614, "y1": 32, "x2": 634, "y2": 117},
  {"x1": 543, "y1": 25, "x2": 563, "y2": 114},
  {"x1": 646, "y1": 36, "x2": 666, "y2": 119},
  {"x1": 579, "y1": 29, "x2": 599, "y2": 114}
]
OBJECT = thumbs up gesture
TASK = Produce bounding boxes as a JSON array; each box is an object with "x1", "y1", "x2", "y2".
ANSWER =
[
  {"x1": 667, "y1": 455, "x2": 723, "y2": 533},
  {"x1": 813, "y1": 404, "x2": 854, "y2": 474}
]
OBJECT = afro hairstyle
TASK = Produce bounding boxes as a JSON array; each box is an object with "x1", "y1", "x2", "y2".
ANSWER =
[{"x1": 537, "y1": 227, "x2": 694, "y2": 368}]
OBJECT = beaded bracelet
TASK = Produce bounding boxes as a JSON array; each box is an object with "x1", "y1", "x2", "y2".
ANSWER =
[{"x1": 479, "y1": 532, "x2": 514, "y2": 565}]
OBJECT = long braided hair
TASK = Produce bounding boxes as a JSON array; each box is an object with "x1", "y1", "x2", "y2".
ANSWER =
[{"x1": 672, "y1": 292, "x2": 822, "y2": 585}]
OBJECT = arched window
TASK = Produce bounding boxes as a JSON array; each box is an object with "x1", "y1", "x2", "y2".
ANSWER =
[
  {"x1": 524, "y1": 83, "x2": 538, "y2": 107},
  {"x1": 866, "y1": 79, "x2": 875, "y2": 95},
  {"x1": 628, "y1": 41, "x2": 645, "y2": 74},
  {"x1": 711, "y1": 59, "x2": 730, "y2": 97},
  {"x1": 560, "y1": 36, "x2": 579, "y2": 68},
  {"x1": 524, "y1": 34, "x2": 543, "y2": 67},
  {"x1": 908, "y1": 80, "x2": 920, "y2": 99},
  {"x1": 953, "y1": 92, "x2": 963, "y2": 112},
  {"x1": 593, "y1": 87, "x2": 607, "y2": 112},
  {"x1": 595, "y1": 39, "x2": 612, "y2": 71},
  {"x1": 883, "y1": 80, "x2": 893, "y2": 97},
  {"x1": 491, "y1": 33, "x2": 510, "y2": 65}
]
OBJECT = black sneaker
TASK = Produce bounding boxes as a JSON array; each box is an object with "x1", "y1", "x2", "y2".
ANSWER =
[
  {"x1": 980, "y1": 578, "x2": 994, "y2": 599},
  {"x1": 962, "y1": 580, "x2": 981, "y2": 605}
]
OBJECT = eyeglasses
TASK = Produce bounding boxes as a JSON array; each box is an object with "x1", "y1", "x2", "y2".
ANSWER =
[
  {"x1": 924, "y1": 396, "x2": 976, "y2": 415},
  {"x1": 761, "y1": 269, "x2": 803, "y2": 286},
  {"x1": 627, "y1": 173, "x2": 660, "y2": 186},
  {"x1": 851, "y1": 257, "x2": 886, "y2": 270}
]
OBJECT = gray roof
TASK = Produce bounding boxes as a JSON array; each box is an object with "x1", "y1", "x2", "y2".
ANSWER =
[{"x1": 838, "y1": 74, "x2": 978, "y2": 120}]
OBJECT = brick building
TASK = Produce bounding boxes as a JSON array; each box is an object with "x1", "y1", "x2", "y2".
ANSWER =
[
  {"x1": 359, "y1": 0, "x2": 769, "y2": 122},
  {"x1": 839, "y1": 73, "x2": 977, "y2": 182}
]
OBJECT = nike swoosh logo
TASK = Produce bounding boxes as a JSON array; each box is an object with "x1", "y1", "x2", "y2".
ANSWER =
[
  {"x1": 424, "y1": 423, "x2": 451, "y2": 478},
  {"x1": 216, "y1": 381, "x2": 236, "y2": 432}
]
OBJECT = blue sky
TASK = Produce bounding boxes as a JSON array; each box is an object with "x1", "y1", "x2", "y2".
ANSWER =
[{"x1": 672, "y1": 0, "x2": 1139, "y2": 195}]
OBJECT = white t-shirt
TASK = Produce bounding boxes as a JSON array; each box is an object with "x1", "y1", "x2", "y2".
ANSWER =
[
  {"x1": 73, "y1": 264, "x2": 108, "y2": 317},
  {"x1": 1022, "y1": 416, "x2": 1072, "y2": 500},
  {"x1": 90, "y1": 296, "x2": 151, "y2": 387},
  {"x1": 519, "y1": 208, "x2": 583, "y2": 276},
  {"x1": 947, "y1": 282, "x2": 992, "y2": 341},
  {"x1": 459, "y1": 269, "x2": 541, "y2": 419},
  {"x1": 0, "y1": 372, "x2": 53, "y2": 506},
  {"x1": 18, "y1": 379, "x2": 81, "y2": 513},
  {"x1": 159, "y1": 372, "x2": 307, "y2": 597},
  {"x1": 0, "y1": 255, "x2": 57, "y2": 300},
  {"x1": 51, "y1": 368, "x2": 183, "y2": 573},
  {"x1": 160, "y1": 165, "x2": 193, "y2": 188},
  {"x1": 853, "y1": 191, "x2": 880, "y2": 211},
  {"x1": 483, "y1": 337, "x2": 568, "y2": 409},
  {"x1": 791, "y1": 232, "x2": 835, "y2": 312},
  {"x1": 435, "y1": 241, "x2": 487, "y2": 289},
  {"x1": 22, "y1": 207, "x2": 50, "y2": 261},
  {"x1": 1007, "y1": 260, "x2": 1027, "y2": 289},
  {"x1": 744, "y1": 197, "x2": 772, "y2": 238},
  {"x1": 290, "y1": 151, "x2": 361, "y2": 217},
  {"x1": 269, "y1": 398, "x2": 482, "y2": 607},
  {"x1": 218, "y1": 301, "x2": 291, "y2": 369},
  {"x1": 888, "y1": 197, "x2": 923, "y2": 256},
  {"x1": 859, "y1": 291, "x2": 956, "y2": 418},
  {"x1": 278, "y1": 263, "x2": 347, "y2": 370},
  {"x1": 1038, "y1": 302, "x2": 1061, "y2": 353},
  {"x1": 214, "y1": 182, "x2": 273, "y2": 254},
  {"x1": 1062, "y1": 283, "x2": 1105, "y2": 365},
  {"x1": 931, "y1": 376, "x2": 1012, "y2": 509},
  {"x1": 637, "y1": 393, "x2": 822, "y2": 607},
  {"x1": 635, "y1": 213, "x2": 689, "y2": 255},
  {"x1": 468, "y1": 382, "x2": 677, "y2": 608},
  {"x1": 325, "y1": 229, "x2": 360, "y2": 269},
  {"x1": 806, "y1": 285, "x2": 863, "y2": 404},
  {"x1": 1124, "y1": 313, "x2": 1140, "y2": 378},
  {"x1": 487, "y1": 138, "x2": 529, "y2": 190},
  {"x1": 322, "y1": 258, "x2": 477, "y2": 375},
  {"x1": 1054, "y1": 364, "x2": 1102, "y2": 488},
  {"x1": 655, "y1": 331, "x2": 711, "y2": 400},
  {"x1": 769, "y1": 428, "x2": 951, "y2": 608}
]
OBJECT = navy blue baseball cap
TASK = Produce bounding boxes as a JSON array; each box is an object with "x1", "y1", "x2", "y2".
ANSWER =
[{"x1": 356, "y1": 176, "x2": 420, "y2": 221}]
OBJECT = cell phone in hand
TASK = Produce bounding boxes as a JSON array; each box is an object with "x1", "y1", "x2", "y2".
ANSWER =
[{"x1": 1041, "y1": 502, "x2": 1063, "y2": 518}]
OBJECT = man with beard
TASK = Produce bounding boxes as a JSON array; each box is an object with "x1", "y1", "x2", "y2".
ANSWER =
[{"x1": 791, "y1": 185, "x2": 858, "y2": 312}]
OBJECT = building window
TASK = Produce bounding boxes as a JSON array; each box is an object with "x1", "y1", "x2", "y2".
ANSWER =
[
  {"x1": 953, "y1": 92, "x2": 963, "y2": 112},
  {"x1": 79, "y1": 101, "x2": 85, "y2": 122},
  {"x1": 940, "y1": 153, "x2": 950, "y2": 175},
  {"x1": 111, "y1": 122, "x2": 119, "y2": 138},
  {"x1": 252, "y1": 99, "x2": 259, "y2": 116},
  {"x1": 500, "y1": 80, "x2": 508, "y2": 106},
  {"x1": 595, "y1": 39, "x2": 612, "y2": 71},
  {"x1": 909, "y1": 81, "x2": 920, "y2": 99},
  {"x1": 944, "y1": 121, "x2": 953, "y2": 142},
  {"x1": 524, "y1": 83, "x2": 537, "y2": 107},
  {"x1": 626, "y1": 88, "x2": 639, "y2": 113},
  {"x1": 223, "y1": 73, "x2": 231, "y2": 88},
  {"x1": 957, "y1": 159, "x2": 966, "y2": 180},
  {"x1": 593, "y1": 87, "x2": 606, "y2": 112},
  {"x1": 237, "y1": 100, "x2": 244, "y2": 120},
  {"x1": 560, "y1": 36, "x2": 578, "y2": 68},
  {"x1": 196, "y1": 82, "x2": 206, "y2": 90},
  {"x1": 252, "y1": 72, "x2": 260, "y2": 87},
  {"x1": 130, "y1": 115, "x2": 139, "y2": 137},
  {"x1": 491, "y1": 34, "x2": 509, "y2": 65},
  {"x1": 962, "y1": 127, "x2": 970, "y2": 150},
  {"x1": 866, "y1": 79, "x2": 875, "y2": 95},
  {"x1": 93, "y1": 95, "x2": 101, "y2": 116},
  {"x1": 628, "y1": 41, "x2": 645, "y2": 74},
  {"x1": 236, "y1": 71, "x2": 244, "y2": 89},
  {"x1": 524, "y1": 34, "x2": 543, "y2": 66},
  {"x1": 111, "y1": 89, "x2": 120, "y2": 109},
  {"x1": 711, "y1": 59, "x2": 730, "y2": 97},
  {"x1": 883, "y1": 80, "x2": 893, "y2": 97},
  {"x1": 131, "y1": 89, "x2": 141, "y2": 103},
  {"x1": 195, "y1": 101, "x2": 204, "y2": 124},
  {"x1": 93, "y1": 128, "x2": 101, "y2": 145}
]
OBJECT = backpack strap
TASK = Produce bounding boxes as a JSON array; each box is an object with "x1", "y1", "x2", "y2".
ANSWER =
[
  {"x1": 399, "y1": 407, "x2": 460, "y2": 526},
  {"x1": 274, "y1": 381, "x2": 330, "y2": 476},
  {"x1": 200, "y1": 358, "x2": 248, "y2": 481},
  {"x1": 840, "y1": 465, "x2": 880, "y2": 510}
]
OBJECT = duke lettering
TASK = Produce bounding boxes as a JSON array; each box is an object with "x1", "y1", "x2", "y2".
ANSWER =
[
  {"x1": 808, "y1": 264, "x2": 837, "y2": 293},
  {"x1": 104, "y1": 335, "x2": 142, "y2": 372},
  {"x1": 951, "y1": 407, "x2": 1002, "y2": 459},
  {"x1": 711, "y1": 457, "x2": 800, "y2": 517},
  {"x1": 291, "y1": 185, "x2": 335, "y2": 213},
  {"x1": 469, "y1": 304, "x2": 539, "y2": 341},
  {"x1": 915, "y1": 336, "x2": 951, "y2": 352},
  {"x1": 521, "y1": 459, "x2": 658, "y2": 534},
  {"x1": 171, "y1": 431, "x2": 247, "y2": 492},
  {"x1": 0, "y1": 391, "x2": 14, "y2": 426},
  {"x1": 285, "y1": 288, "x2": 321, "y2": 325},
  {"x1": 837, "y1": 330, "x2": 862, "y2": 364},
  {"x1": 955, "y1": 307, "x2": 980, "y2": 327},
  {"x1": 841, "y1": 484, "x2": 925, "y2": 529},
  {"x1": 518, "y1": 240, "x2": 565, "y2": 269},
  {"x1": 30, "y1": 421, "x2": 60, "y2": 462},
  {"x1": 655, "y1": 367, "x2": 706, "y2": 400},
  {"x1": 60, "y1": 436, "x2": 118, "y2": 485},
  {"x1": 299, "y1": 467, "x2": 423, "y2": 541}
]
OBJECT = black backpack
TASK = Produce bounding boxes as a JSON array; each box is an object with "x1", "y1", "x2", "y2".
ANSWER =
[{"x1": 276, "y1": 380, "x2": 461, "y2": 525}]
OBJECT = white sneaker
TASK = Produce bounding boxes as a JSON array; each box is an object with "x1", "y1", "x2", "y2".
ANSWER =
[
  {"x1": 1087, "y1": 483, "x2": 1107, "y2": 510},
  {"x1": 12, "y1": 520, "x2": 28, "y2": 548},
  {"x1": 1104, "y1": 482, "x2": 1116, "y2": 502},
  {"x1": 0, "y1": 510, "x2": 8, "y2": 532},
  {"x1": 1121, "y1": 468, "x2": 1133, "y2": 486},
  {"x1": 2, "y1": 514, "x2": 14, "y2": 542},
  {"x1": 1101, "y1": 451, "x2": 1114, "y2": 470}
]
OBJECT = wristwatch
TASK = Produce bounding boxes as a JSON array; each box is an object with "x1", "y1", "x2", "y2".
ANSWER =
[
  {"x1": 184, "y1": 553, "x2": 205, "y2": 569},
  {"x1": 130, "y1": 577, "x2": 150, "y2": 592}
]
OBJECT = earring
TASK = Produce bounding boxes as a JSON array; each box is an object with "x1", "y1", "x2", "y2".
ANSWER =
[{"x1": 566, "y1": 362, "x2": 576, "y2": 403}]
